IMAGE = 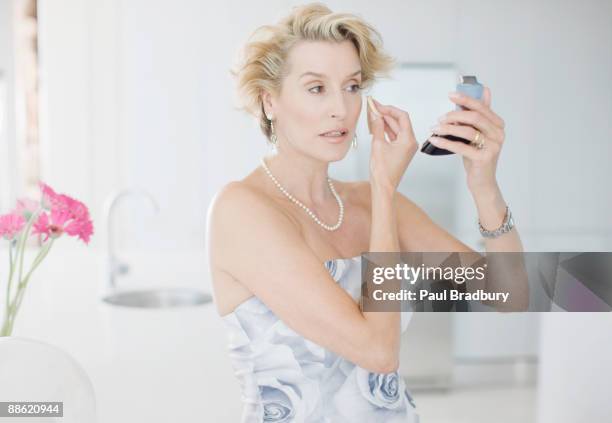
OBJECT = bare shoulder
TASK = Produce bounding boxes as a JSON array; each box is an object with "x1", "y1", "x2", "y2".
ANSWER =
[
  {"x1": 206, "y1": 179, "x2": 303, "y2": 315},
  {"x1": 209, "y1": 179, "x2": 299, "y2": 227},
  {"x1": 210, "y1": 179, "x2": 272, "y2": 210},
  {"x1": 207, "y1": 179, "x2": 301, "y2": 259}
]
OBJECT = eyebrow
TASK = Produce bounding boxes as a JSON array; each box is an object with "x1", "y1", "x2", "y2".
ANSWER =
[{"x1": 299, "y1": 70, "x2": 362, "y2": 80}]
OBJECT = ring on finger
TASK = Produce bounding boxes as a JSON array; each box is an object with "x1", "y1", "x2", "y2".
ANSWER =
[
  {"x1": 477, "y1": 135, "x2": 485, "y2": 149},
  {"x1": 471, "y1": 130, "x2": 485, "y2": 149}
]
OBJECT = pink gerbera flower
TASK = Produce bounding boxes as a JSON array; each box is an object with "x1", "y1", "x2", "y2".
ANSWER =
[
  {"x1": 0, "y1": 213, "x2": 26, "y2": 240},
  {"x1": 34, "y1": 182, "x2": 94, "y2": 244},
  {"x1": 40, "y1": 183, "x2": 67, "y2": 211}
]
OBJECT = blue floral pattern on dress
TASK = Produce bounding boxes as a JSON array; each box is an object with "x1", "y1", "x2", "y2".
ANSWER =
[
  {"x1": 222, "y1": 256, "x2": 420, "y2": 422},
  {"x1": 261, "y1": 386, "x2": 294, "y2": 422}
]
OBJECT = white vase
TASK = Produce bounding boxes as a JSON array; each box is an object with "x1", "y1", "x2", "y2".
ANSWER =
[{"x1": 0, "y1": 336, "x2": 97, "y2": 422}]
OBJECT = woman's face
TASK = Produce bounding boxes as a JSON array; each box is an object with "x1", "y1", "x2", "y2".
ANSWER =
[{"x1": 264, "y1": 40, "x2": 363, "y2": 161}]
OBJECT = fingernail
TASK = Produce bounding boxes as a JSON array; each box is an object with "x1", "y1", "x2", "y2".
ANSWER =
[
  {"x1": 430, "y1": 125, "x2": 441, "y2": 132},
  {"x1": 437, "y1": 115, "x2": 447, "y2": 123},
  {"x1": 429, "y1": 137, "x2": 439, "y2": 145},
  {"x1": 449, "y1": 92, "x2": 460, "y2": 99}
]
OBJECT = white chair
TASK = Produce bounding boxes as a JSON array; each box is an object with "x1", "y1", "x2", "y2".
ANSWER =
[{"x1": 0, "y1": 336, "x2": 97, "y2": 422}]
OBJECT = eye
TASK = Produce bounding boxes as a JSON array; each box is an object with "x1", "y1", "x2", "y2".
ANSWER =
[
  {"x1": 348, "y1": 84, "x2": 362, "y2": 93},
  {"x1": 308, "y1": 84, "x2": 362, "y2": 94}
]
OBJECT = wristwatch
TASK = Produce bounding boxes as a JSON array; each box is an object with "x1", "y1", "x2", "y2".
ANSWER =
[{"x1": 479, "y1": 206, "x2": 514, "y2": 238}]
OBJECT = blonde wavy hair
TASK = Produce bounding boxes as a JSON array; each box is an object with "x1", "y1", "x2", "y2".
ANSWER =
[{"x1": 230, "y1": 2, "x2": 396, "y2": 141}]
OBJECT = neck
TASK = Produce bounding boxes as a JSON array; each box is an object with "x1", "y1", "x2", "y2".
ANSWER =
[{"x1": 262, "y1": 151, "x2": 333, "y2": 207}]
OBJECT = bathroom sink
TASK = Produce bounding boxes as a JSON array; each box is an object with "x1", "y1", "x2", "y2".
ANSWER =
[{"x1": 102, "y1": 287, "x2": 212, "y2": 308}]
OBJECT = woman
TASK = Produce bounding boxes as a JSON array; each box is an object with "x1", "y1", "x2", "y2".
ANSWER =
[{"x1": 207, "y1": 3, "x2": 523, "y2": 422}]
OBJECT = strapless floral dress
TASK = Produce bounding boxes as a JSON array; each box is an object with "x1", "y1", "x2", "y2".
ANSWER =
[{"x1": 221, "y1": 255, "x2": 420, "y2": 422}]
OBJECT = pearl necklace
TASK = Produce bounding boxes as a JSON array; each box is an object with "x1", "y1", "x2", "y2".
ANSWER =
[{"x1": 260, "y1": 157, "x2": 344, "y2": 231}]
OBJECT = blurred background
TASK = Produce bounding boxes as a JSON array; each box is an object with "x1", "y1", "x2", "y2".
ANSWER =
[{"x1": 0, "y1": 0, "x2": 611, "y2": 422}]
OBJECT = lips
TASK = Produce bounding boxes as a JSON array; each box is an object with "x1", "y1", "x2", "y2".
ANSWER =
[{"x1": 320, "y1": 128, "x2": 349, "y2": 137}]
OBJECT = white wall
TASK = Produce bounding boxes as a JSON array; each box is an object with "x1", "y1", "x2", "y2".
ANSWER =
[
  {"x1": 0, "y1": 0, "x2": 16, "y2": 211},
  {"x1": 529, "y1": 0, "x2": 612, "y2": 251},
  {"x1": 37, "y1": 0, "x2": 218, "y2": 252},
  {"x1": 537, "y1": 313, "x2": 612, "y2": 423}
]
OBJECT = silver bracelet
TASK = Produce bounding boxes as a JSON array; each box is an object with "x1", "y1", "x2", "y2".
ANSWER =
[{"x1": 478, "y1": 205, "x2": 514, "y2": 238}]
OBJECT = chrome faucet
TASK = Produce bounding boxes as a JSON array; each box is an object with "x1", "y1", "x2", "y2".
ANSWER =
[{"x1": 103, "y1": 188, "x2": 160, "y2": 290}]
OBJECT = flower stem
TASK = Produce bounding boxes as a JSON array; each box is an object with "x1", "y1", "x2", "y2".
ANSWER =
[
  {"x1": 5, "y1": 238, "x2": 55, "y2": 335},
  {"x1": 1, "y1": 208, "x2": 43, "y2": 337},
  {"x1": 1, "y1": 241, "x2": 17, "y2": 336},
  {"x1": 16, "y1": 209, "x2": 40, "y2": 295}
]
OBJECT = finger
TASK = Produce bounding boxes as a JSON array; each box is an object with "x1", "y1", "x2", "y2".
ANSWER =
[
  {"x1": 382, "y1": 114, "x2": 399, "y2": 141},
  {"x1": 368, "y1": 96, "x2": 394, "y2": 144},
  {"x1": 448, "y1": 90, "x2": 505, "y2": 129},
  {"x1": 439, "y1": 110, "x2": 501, "y2": 140},
  {"x1": 483, "y1": 86, "x2": 505, "y2": 128},
  {"x1": 428, "y1": 136, "x2": 481, "y2": 160},
  {"x1": 372, "y1": 98, "x2": 413, "y2": 134},
  {"x1": 369, "y1": 104, "x2": 388, "y2": 145},
  {"x1": 430, "y1": 123, "x2": 499, "y2": 146},
  {"x1": 430, "y1": 123, "x2": 476, "y2": 144},
  {"x1": 482, "y1": 86, "x2": 491, "y2": 107},
  {"x1": 382, "y1": 113, "x2": 400, "y2": 135}
]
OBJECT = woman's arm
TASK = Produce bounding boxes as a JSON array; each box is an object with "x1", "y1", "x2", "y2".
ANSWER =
[
  {"x1": 472, "y1": 185, "x2": 523, "y2": 253},
  {"x1": 394, "y1": 189, "x2": 528, "y2": 311},
  {"x1": 364, "y1": 182, "x2": 402, "y2": 371},
  {"x1": 368, "y1": 92, "x2": 523, "y2": 256},
  {"x1": 423, "y1": 86, "x2": 528, "y2": 309},
  {"x1": 394, "y1": 188, "x2": 523, "y2": 254},
  {"x1": 423, "y1": 86, "x2": 523, "y2": 253},
  {"x1": 208, "y1": 181, "x2": 402, "y2": 373}
]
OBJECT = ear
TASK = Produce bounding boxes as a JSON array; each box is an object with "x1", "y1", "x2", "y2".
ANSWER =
[
  {"x1": 482, "y1": 86, "x2": 492, "y2": 108},
  {"x1": 261, "y1": 90, "x2": 275, "y2": 119}
]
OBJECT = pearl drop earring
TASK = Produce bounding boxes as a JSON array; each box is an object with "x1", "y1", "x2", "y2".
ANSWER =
[{"x1": 268, "y1": 117, "x2": 278, "y2": 146}]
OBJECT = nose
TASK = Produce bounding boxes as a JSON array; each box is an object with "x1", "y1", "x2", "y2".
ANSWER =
[{"x1": 329, "y1": 89, "x2": 348, "y2": 119}]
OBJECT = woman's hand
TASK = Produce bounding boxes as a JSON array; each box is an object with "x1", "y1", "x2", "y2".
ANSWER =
[
  {"x1": 366, "y1": 96, "x2": 419, "y2": 194},
  {"x1": 427, "y1": 86, "x2": 506, "y2": 196}
]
